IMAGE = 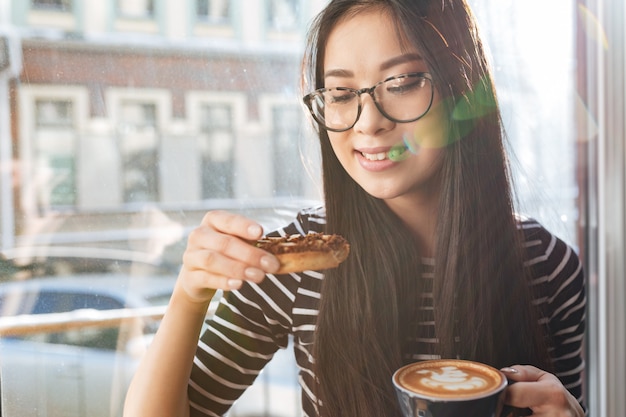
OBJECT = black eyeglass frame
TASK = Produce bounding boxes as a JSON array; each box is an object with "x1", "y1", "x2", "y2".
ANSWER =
[{"x1": 302, "y1": 72, "x2": 434, "y2": 133}]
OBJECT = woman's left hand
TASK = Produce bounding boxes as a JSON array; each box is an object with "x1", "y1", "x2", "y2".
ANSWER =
[{"x1": 501, "y1": 365, "x2": 584, "y2": 417}]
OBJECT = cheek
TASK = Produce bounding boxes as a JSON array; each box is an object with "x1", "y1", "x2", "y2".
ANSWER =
[
  {"x1": 404, "y1": 99, "x2": 450, "y2": 151},
  {"x1": 328, "y1": 133, "x2": 351, "y2": 161}
]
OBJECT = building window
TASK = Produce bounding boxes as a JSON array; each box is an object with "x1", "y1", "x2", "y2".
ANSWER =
[
  {"x1": 199, "y1": 104, "x2": 235, "y2": 199},
  {"x1": 117, "y1": 101, "x2": 159, "y2": 203},
  {"x1": 272, "y1": 105, "x2": 302, "y2": 196},
  {"x1": 31, "y1": 0, "x2": 72, "y2": 12},
  {"x1": 268, "y1": 0, "x2": 299, "y2": 31},
  {"x1": 117, "y1": 0, "x2": 154, "y2": 18},
  {"x1": 196, "y1": 0, "x2": 230, "y2": 24},
  {"x1": 34, "y1": 99, "x2": 76, "y2": 208},
  {"x1": 36, "y1": 99, "x2": 72, "y2": 126}
]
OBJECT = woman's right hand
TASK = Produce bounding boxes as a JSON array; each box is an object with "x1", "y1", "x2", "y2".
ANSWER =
[
  {"x1": 177, "y1": 210, "x2": 281, "y2": 304},
  {"x1": 124, "y1": 209, "x2": 281, "y2": 417}
]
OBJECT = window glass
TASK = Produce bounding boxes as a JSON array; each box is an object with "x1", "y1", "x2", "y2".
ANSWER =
[
  {"x1": 0, "y1": 0, "x2": 606, "y2": 415},
  {"x1": 29, "y1": 292, "x2": 122, "y2": 349},
  {"x1": 118, "y1": 101, "x2": 160, "y2": 203},
  {"x1": 196, "y1": 0, "x2": 229, "y2": 24},
  {"x1": 272, "y1": 105, "x2": 304, "y2": 196},
  {"x1": 470, "y1": 0, "x2": 578, "y2": 247},
  {"x1": 199, "y1": 103, "x2": 235, "y2": 198},
  {"x1": 2, "y1": 1, "x2": 319, "y2": 415},
  {"x1": 31, "y1": 0, "x2": 72, "y2": 12},
  {"x1": 268, "y1": 0, "x2": 299, "y2": 31},
  {"x1": 117, "y1": 0, "x2": 154, "y2": 18},
  {"x1": 34, "y1": 99, "x2": 76, "y2": 207}
]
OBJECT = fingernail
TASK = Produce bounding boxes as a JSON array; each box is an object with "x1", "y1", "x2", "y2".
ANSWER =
[
  {"x1": 501, "y1": 367, "x2": 518, "y2": 374},
  {"x1": 228, "y1": 279, "x2": 243, "y2": 289},
  {"x1": 260, "y1": 255, "x2": 280, "y2": 271},
  {"x1": 245, "y1": 267, "x2": 264, "y2": 280},
  {"x1": 248, "y1": 224, "x2": 262, "y2": 238}
]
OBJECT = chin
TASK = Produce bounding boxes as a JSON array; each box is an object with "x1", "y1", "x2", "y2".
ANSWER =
[{"x1": 361, "y1": 186, "x2": 405, "y2": 201}]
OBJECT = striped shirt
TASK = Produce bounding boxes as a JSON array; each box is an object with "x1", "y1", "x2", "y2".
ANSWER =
[{"x1": 189, "y1": 207, "x2": 586, "y2": 416}]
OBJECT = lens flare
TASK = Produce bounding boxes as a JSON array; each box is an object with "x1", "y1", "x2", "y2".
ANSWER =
[
  {"x1": 403, "y1": 132, "x2": 421, "y2": 154},
  {"x1": 452, "y1": 76, "x2": 497, "y2": 121},
  {"x1": 387, "y1": 133, "x2": 423, "y2": 162},
  {"x1": 578, "y1": 4, "x2": 609, "y2": 50},
  {"x1": 388, "y1": 143, "x2": 410, "y2": 161}
]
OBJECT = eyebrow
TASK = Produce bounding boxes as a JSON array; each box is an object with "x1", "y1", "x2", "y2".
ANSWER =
[
  {"x1": 323, "y1": 53, "x2": 423, "y2": 79},
  {"x1": 380, "y1": 53, "x2": 423, "y2": 71}
]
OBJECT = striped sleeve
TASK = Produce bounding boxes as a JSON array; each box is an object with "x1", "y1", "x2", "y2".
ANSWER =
[
  {"x1": 521, "y1": 220, "x2": 586, "y2": 407},
  {"x1": 188, "y1": 208, "x2": 325, "y2": 416}
]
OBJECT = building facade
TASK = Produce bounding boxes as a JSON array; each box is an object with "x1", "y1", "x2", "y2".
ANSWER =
[{"x1": 1, "y1": 0, "x2": 326, "y2": 256}]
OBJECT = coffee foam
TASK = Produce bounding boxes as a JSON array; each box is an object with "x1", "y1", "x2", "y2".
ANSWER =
[{"x1": 394, "y1": 359, "x2": 505, "y2": 400}]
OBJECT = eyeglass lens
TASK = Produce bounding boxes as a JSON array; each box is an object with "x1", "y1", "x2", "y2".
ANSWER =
[{"x1": 305, "y1": 73, "x2": 433, "y2": 132}]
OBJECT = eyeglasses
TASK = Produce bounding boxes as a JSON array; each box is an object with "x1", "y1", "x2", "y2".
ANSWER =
[{"x1": 302, "y1": 72, "x2": 434, "y2": 132}]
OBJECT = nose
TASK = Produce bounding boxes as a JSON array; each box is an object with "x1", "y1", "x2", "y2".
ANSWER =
[{"x1": 352, "y1": 93, "x2": 395, "y2": 135}]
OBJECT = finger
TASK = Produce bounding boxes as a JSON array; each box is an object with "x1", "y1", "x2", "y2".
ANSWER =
[
  {"x1": 187, "y1": 225, "x2": 280, "y2": 273},
  {"x1": 202, "y1": 210, "x2": 264, "y2": 240},
  {"x1": 501, "y1": 365, "x2": 554, "y2": 383},
  {"x1": 501, "y1": 366, "x2": 567, "y2": 410},
  {"x1": 184, "y1": 248, "x2": 267, "y2": 285},
  {"x1": 506, "y1": 383, "x2": 581, "y2": 416},
  {"x1": 179, "y1": 266, "x2": 239, "y2": 299},
  {"x1": 500, "y1": 406, "x2": 532, "y2": 417}
]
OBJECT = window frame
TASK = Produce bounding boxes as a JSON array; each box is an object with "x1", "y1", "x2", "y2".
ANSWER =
[
  {"x1": 106, "y1": 88, "x2": 171, "y2": 207},
  {"x1": 577, "y1": 0, "x2": 626, "y2": 416},
  {"x1": 258, "y1": 97, "x2": 307, "y2": 197},
  {"x1": 186, "y1": 91, "x2": 247, "y2": 200},
  {"x1": 17, "y1": 85, "x2": 88, "y2": 215}
]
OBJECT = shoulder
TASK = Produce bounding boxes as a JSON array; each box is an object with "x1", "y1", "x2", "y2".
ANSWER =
[
  {"x1": 265, "y1": 205, "x2": 327, "y2": 237},
  {"x1": 517, "y1": 216, "x2": 585, "y2": 309},
  {"x1": 517, "y1": 217, "x2": 580, "y2": 270}
]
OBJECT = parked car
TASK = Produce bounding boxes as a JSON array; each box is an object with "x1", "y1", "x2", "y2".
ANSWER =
[
  {"x1": 0, "y1": 258, "x2": 300, "y2": 417},
  {"x1": 0, "y1": 274, "x2": 177, "y2": 417}
]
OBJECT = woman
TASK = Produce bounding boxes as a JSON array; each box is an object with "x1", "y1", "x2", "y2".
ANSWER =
[{"x1": 124, "y1": 1, "x2": 586, "y2": 416}]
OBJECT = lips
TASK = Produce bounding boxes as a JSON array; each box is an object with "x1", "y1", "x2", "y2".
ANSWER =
[
  {"x1": 361, "y1": 151, "x2": 388, "y2": 161},
  {"x1": 359, "y1": 144, "x2": 409, "y2": 161},
  {"x1": 355, "y1": 147, "x2": 401, "y2": 172}
]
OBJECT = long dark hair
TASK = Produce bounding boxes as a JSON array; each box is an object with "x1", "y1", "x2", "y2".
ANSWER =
[{"x1": 302, "y1": 1, "x2": 552, "y2": 416}]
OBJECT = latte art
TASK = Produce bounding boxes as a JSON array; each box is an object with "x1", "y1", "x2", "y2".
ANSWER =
[
  {"x1": 393, "y1": 360, "x2": 508, "y2": 417},
  {"x1": 393, "y1": 359, "x2": 506, "y2": 400},
  {"x1": 417, "y1": 366, "x2": 489, "y2": 392}
]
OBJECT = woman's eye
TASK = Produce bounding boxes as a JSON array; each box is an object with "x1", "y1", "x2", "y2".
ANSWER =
[
  {"x1": 386, "y1": 77, "x2": 425, "y2": 95},
  {"x1": 327, "y1": 91, "x2": 356, "y2": 104}
]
